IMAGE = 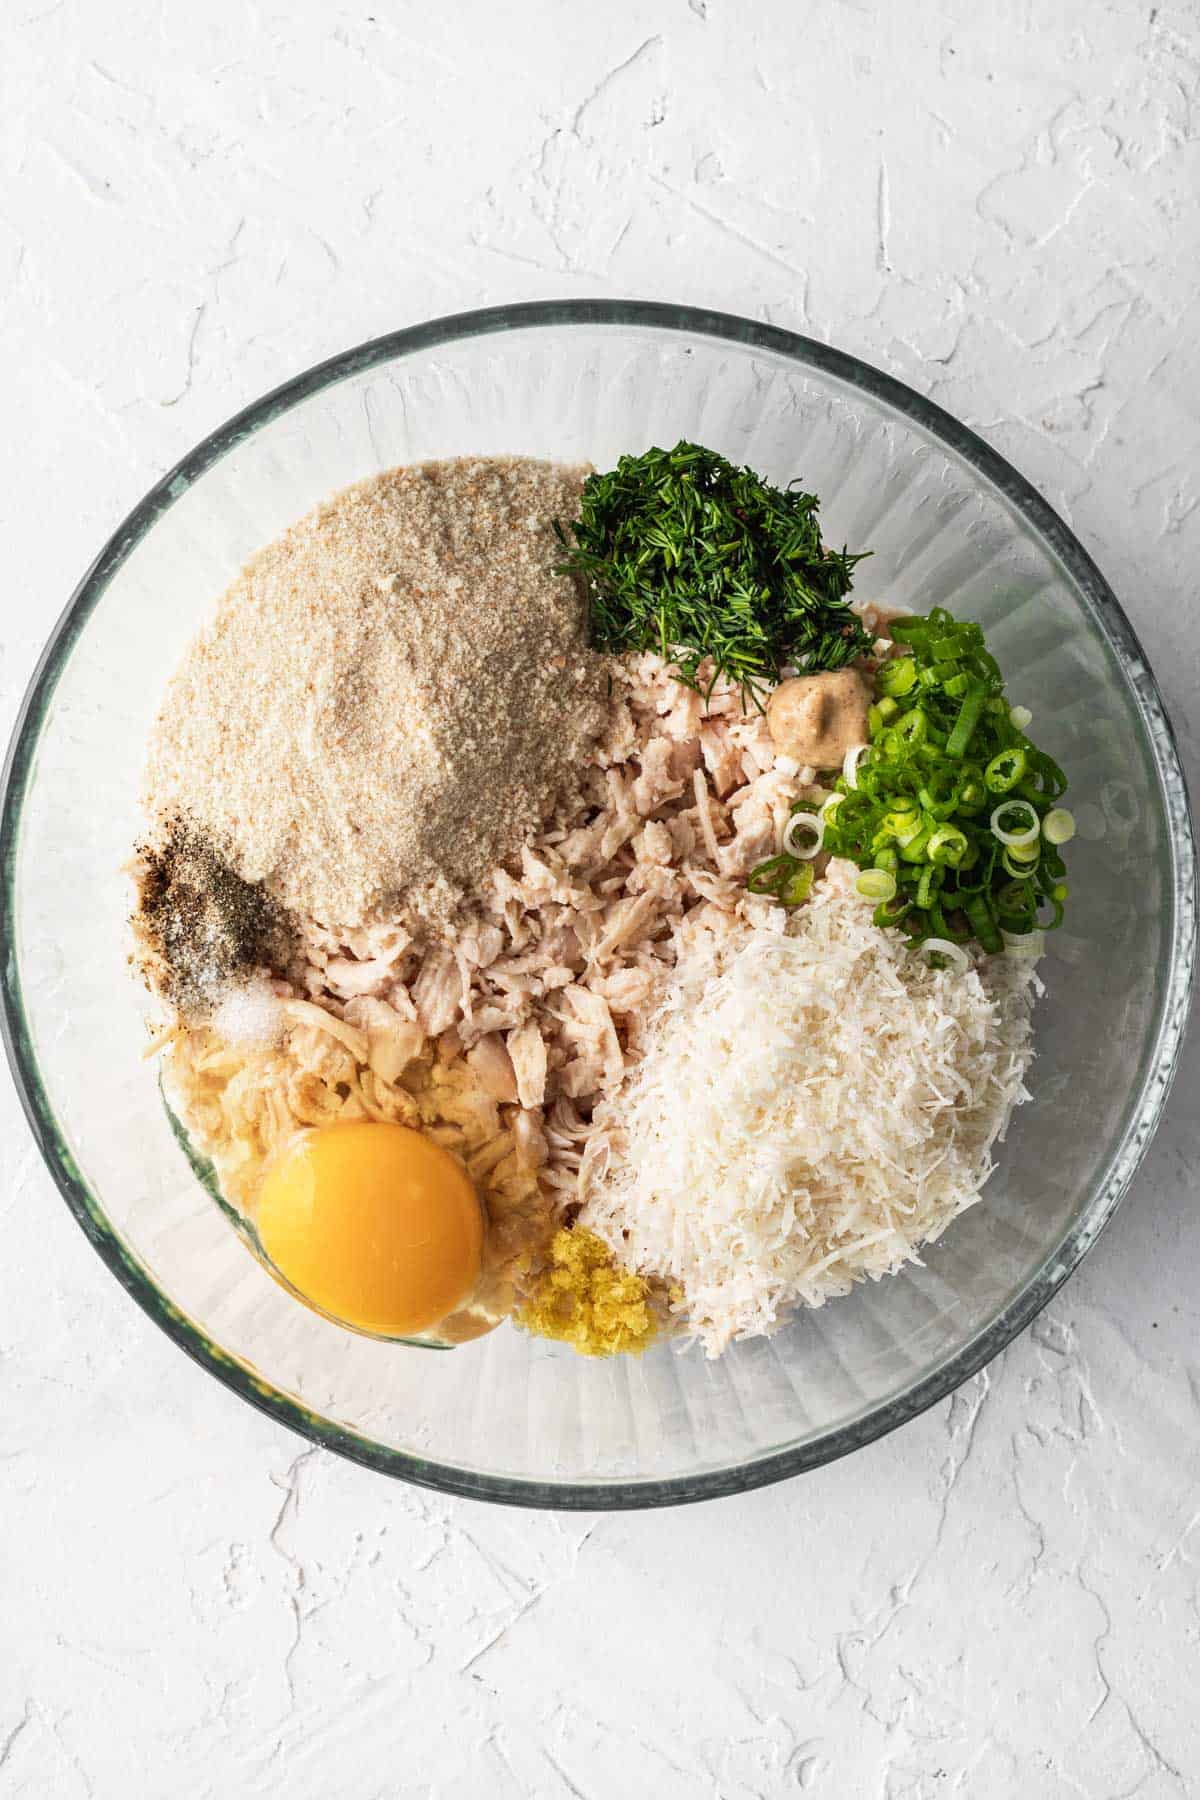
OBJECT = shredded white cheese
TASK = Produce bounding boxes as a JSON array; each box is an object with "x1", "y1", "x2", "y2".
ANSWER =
[{"x1": 580, "y1": 861, "x2": 1039, "y2": 1357}]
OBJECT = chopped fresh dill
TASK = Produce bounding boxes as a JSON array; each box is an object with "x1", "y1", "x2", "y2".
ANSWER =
[{"x1": 556, "y1": 440, "x2": 873, "y2": 706}]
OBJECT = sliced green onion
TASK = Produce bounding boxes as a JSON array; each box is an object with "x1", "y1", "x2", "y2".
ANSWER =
[
  {"x1": 885, "y1": 709, "x2": 927, "y2": 752},
  {"x1": 1002, "y1": 928, "x2": 1044, "y2": 959},
  {"x1": 876, "y1": 657, "x2": 917, "y2": 697},
  {"x1": 792, "y1": 603, "x2": 1071, "y2": 956},
  {"x1": 964, "y1": 892, "x2": 1003, "y2": 953},
  {"x1": 985, "y1": 747, "x2": 1028, "y2": 793},
  {"x1": 747, "y1": 854, "x2": 792, "y2": 896},
  {"x1": 929, "y1": 900, "x2": 970, "y2": 943},
  {"x1": 885, "y1": 809, "x2": 925, "y2": 848},
  {"x1": 781, "y1": 863, "x2": 815, "y2": 904},
  {"x1": 1037, "y1": 892, "x2": 1066, "y2": 931},
  {"x1": 916, "y1": 863, "x2": 940, "y2": 909},
  {"x1": 746, "y1": 855, "x2": 813, "y2": 906},
  {"x1": 954, "y1": 840, "x2": 996, "y2": 894},
  {"x1": 918, "y1": 771, "x2": 961, "y2": 819},
  {"x1": 995, "y1": 878, "x2": 1037, "y2": 922},
  {"x1": 919, "y1": 938, "x2": 970, "y2": 974},
  {"x1": 1011, "y1": 780, "x2": 1047, "y2": 812},
  {"x1": 888, "y1": 618, "x2": 931, "y2": 644},
  {"x1": 782, "y1": 811, "x2": 825, "y2": 860},
  {"x1": 1043, "y1": 807, "x2": 1076, "y2": 845},
  {"x1": 856, "y1": 869, "x2": 897, "y2": 902},
  {"x1": 843, "y1": 742, "x2": 872, "y2": 789},
  {"x1": 898, "y1": 824, "x2": 932, "y2": 863},
  {"x1": 946, "y1": 682, "x2": 987, "y2": 757},
  {"x1": 1030, "y1": 750, "x2": 1068, "y2": 800},
  {"x1": 990, "y1": 800, "x2": 1039, "y2": 848},
  {"x1": 927, "y1": 824, "x2": 969, "y2": 867}
]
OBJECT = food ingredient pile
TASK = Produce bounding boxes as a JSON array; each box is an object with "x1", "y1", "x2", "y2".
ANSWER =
[
  {"x1": 133, "y1": 819, "x2": 294, "y2": 1014},
  {"x1": 131, "y1": 443, "x2": 1059, "y2": 1361},
  {"x1": 144, "y1": 458, "x2": 607, "y2": 932},
  {"x1": 581, "y1": 859, "x2": 1039, "y2": 1355},
  {"x1": 557, "y1": 440, "x2": 874, "y2": 702}
]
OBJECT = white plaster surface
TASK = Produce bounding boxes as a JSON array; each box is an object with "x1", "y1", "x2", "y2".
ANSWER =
[{"x1": 2, "y1": 2, "x2": 1199, "y2": 1794}]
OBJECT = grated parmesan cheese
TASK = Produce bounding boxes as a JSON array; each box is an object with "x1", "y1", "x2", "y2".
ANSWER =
[{"x1": 580, "y1": 860, "x2": 1039, "y2": 1357}]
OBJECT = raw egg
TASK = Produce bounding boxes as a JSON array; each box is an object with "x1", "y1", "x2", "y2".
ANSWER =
[{"x1": 256, "y1": 1121, "x2": 483, "y2": 1337}]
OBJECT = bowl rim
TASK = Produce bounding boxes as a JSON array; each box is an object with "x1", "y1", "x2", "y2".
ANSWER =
[{"x1": 2, "y1": 297, "x2": 1195, "y2": 1510}]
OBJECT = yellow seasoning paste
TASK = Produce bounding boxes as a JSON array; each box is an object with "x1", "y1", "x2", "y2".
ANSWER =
[{"x1": 516, "y1": 1227, "x2": 657, "y2": 1357}]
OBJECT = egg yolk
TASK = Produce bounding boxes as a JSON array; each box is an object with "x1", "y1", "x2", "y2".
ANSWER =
[{"x1": 256, "y1": 1121, "x2": 483, "y2": 1338}]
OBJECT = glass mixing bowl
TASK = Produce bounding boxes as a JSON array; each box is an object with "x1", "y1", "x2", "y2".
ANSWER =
[{"x1": 2, "y1": 301, "x2": 1194, "y2": 1508}]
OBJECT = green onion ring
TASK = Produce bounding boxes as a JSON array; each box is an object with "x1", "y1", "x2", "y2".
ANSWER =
[
  {"x1": 782, "y1": 811, "x2": 824, "y2": 859},
  {"x1": 919, "y1": 938, "x2": 970, "y2": 973},
  {"x1": 856, "y1": 869, "x2": 897, "y2": 901},
  {"x1": 985, "y1": 747, "x2": 1028, "y2": 793},
  {"x1": 927, "y1": 824, "x2": 969, "y2": 867},
  {"x1": 990, "y1": 800, "x2": 1039, "y2": 848}
]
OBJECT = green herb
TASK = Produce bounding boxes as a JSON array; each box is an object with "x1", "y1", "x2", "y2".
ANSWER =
[
  {"x1": 813, "y1": 605, "x2": 1070, "y2": 952},
  {"x1": 556, "y1": 441, "x2": 872, "y2": 706}
]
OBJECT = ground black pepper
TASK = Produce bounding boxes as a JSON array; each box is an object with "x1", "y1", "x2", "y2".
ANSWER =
[{"x1": 133, "y1": 818, "x2": 294, "y2": 1014}]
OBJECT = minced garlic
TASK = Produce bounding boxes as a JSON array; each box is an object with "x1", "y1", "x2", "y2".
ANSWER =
[{"x1": 515, "y1": 1227, "x2": 656, "y2": 1357}]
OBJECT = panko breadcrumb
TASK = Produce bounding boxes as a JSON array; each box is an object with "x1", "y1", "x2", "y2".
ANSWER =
[{"x1": 144, "y1": 458, "x2": 607, "y2": 931}]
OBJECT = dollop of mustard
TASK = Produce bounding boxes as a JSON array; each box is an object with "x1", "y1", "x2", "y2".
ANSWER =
[{"x1": 515, "y1": 1227, "x2": 657, "y2": 1357}]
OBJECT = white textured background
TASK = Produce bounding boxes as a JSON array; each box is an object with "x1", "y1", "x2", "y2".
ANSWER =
[{"x1": 2, "y1": 3, "x2": 1199, "y2": 1795}]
